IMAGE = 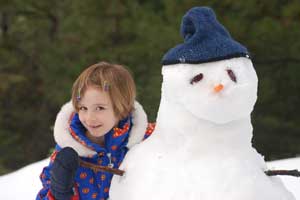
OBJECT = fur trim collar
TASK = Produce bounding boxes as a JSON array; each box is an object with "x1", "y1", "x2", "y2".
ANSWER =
[{"x1": 53, "y1": 101, "x2": 148, "y2": 157}]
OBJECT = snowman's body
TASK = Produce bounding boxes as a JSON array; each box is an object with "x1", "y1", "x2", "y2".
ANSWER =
[{"x1": 110, "y1": 58, "x2": 295, "y2": 200}]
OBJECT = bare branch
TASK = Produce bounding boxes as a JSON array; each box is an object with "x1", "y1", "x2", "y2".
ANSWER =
[
  {"x1": 79, "y1": 159, "x2": 125, "y2": 176},
  {"x1": 265, "y1": 169, "x2": 300, "y2": 177}
]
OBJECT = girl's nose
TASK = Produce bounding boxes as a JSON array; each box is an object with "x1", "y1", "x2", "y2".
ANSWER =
[
  {"x1": 87, "y1": 112, "x2": 96, "y2": 121},
  {"x1": 214, "y1": 84, "x2": 224, "y2": 93}
]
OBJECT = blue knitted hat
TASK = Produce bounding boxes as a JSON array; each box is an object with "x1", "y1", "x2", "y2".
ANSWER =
[{"x1": 161, "y1": 7, "x2": 250, "y2": 65}]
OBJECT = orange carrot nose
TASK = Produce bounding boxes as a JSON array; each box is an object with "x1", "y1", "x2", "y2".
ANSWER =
[{"x1": 214, "y1": 84, "x2": 224, "y2": 92}]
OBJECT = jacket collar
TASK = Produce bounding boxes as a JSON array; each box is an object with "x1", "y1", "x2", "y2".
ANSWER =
[
  {"x1": 54, "y1": 101, "x2": 148, "y2": 157},
  {"x1": 69, "y1": 112, "x2": 131, "y2": 154}
]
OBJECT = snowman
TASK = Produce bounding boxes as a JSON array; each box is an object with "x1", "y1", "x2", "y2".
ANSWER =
[{"x1": 110, "y1": 7, "x2": 295, "y2": 200}]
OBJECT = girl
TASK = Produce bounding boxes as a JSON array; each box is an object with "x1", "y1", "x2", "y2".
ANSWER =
[{"x1": 36, "y1": 61, "x2": 154, "y2": 200}]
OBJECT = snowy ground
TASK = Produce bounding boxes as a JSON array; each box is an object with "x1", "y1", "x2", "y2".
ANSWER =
[{"x1": 0, "y1": 157, "x2": 299, "y2": 200}]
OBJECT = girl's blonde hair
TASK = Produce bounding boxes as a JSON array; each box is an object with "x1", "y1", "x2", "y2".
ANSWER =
[{"x1": 71, "y1": 61, "x2": 136, "y2": 120}]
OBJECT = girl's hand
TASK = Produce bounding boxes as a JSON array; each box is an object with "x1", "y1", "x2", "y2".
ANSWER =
[{"x1": 50, "y1": 147, "x2": 79, "y2": 200}]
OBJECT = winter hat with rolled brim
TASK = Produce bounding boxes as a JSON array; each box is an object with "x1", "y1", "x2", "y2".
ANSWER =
[{"x1": 161, "y1": 7, "x2": 250, "y2": 65}]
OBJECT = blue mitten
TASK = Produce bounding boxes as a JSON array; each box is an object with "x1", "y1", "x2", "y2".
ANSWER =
[{"x1": 50, "y1": 147, "x2": 79, "y2": 200}]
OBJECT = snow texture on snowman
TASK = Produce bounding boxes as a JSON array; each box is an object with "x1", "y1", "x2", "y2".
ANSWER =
[{"x1": 110, "y1": 7, "x2": 296, "y2": 200}]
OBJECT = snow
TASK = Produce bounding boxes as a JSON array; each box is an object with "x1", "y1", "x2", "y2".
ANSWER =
[
  {"x1": 0, "y1": 157, "x2": 298, "y2": 200},
  {"x1": 267, "y1": 157, "x2": 300, "y2": 199},
  {"x1": 0, "y1": 158, "x2": 49, "y2": 200}
]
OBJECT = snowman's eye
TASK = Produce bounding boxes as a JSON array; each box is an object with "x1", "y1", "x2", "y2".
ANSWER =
[
  {"x1": 190, "y1": 73, "x2": 203, "y2": 85},
  {"x1": 227, "y1": 69, "x2": 237, "y2": 83}
]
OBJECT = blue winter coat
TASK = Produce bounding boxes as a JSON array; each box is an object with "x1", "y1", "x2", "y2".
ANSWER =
[{"x1": 36, "y1": 101, "x2": 154, "y2": 200}]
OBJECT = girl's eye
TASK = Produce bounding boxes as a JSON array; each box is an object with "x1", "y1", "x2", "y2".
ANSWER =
[
  {"x1": 190, "y1": 73, "x2": 203, "y2": 85},
  {"x1": 79, "y1": 106, "x2": 87, "y2": 111},
  {"x1": 96, "y1": 106, "x2": 105, "y2": 111},
  {"x1": 227, "y1": 69, "x2": 237, "y2": 83}
]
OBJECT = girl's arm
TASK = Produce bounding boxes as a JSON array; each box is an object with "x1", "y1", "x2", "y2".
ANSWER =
[
  {"x1": 36, "y1": 148, "x2": 80, "y2": 200},
  {"x1": 36, "y1": 151, "x2": 56, "y2": 200}
]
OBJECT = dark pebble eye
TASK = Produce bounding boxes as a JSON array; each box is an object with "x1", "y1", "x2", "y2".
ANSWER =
[
  {"x1": 227, "y1": 69, "x2": 237, "y2": 83},
  {"x1": 190, "y1": 73, "x2": 203, "y2": 85}
]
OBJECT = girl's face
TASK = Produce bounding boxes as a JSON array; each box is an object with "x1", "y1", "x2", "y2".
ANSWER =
[{"x1": 78, "y1": 86, "x2": 118, "y2": 141}]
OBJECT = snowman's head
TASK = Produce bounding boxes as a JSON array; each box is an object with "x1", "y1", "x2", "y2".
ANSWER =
[
  {"x1": 162, "y1": 57, "x2": 258, "y2": 124},
  {"x1": 160, "y1": 7, "x2": 256, "y2": 124}
]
